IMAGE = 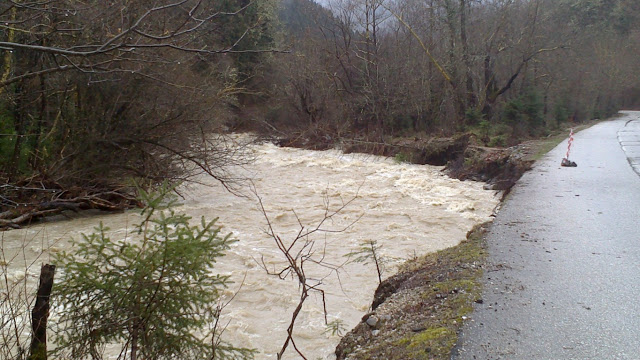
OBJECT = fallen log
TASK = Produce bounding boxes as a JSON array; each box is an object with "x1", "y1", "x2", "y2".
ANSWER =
[
  {"x1": 1, "y1": 185, "x2": 138, "y2": 230},
  {"x1": 0, "y1": 209, "x2": 63, "y2": 229}
]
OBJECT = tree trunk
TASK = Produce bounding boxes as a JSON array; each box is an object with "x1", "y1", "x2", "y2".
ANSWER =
[
  {"x1": 8, "y1": 78, "x2": 24, "y2": 179},
  {"x1": 482, "y1": 53, "x2": 497, "y2": 117},
  {"x1": 460, "y1": 0, "x2": 476, "y2": 107},
  {"x1": 28, "y1": 264, "x2": 56, "y2": 360},
  {"x1": 0, "y1": 5, "x2": 16, "y2": 98},
  {"x1": 131, "y1": 329, "x2": 138, "y2": 360}
]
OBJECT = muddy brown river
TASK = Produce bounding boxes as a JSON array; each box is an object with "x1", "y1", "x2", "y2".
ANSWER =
[{"x1": 1, "y1": 140, "x2": 499, "y2": 359}]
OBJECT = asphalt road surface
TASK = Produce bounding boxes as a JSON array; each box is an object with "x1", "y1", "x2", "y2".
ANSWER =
[{"x1": 453, "y1": 112, "x2": 640, "y2": 359}]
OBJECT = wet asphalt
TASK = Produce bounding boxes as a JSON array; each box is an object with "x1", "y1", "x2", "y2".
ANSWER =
[{"x1": 453, "y1": 112, "x2": 640, "y2": 359}]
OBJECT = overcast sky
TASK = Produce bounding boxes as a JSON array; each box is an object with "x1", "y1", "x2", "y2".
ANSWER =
[{"x1": 313, "y1": 0, "x2": 330, "y2": 7}]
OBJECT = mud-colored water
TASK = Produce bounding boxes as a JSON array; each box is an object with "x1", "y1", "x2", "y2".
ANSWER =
[{"x1": 1, "y1": 140, "x2": 499, "y2": 359}]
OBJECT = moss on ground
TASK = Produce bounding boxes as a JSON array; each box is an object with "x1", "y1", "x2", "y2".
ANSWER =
[{"x1": 335, "y1": 224, "x2": 490, "y2": 360}]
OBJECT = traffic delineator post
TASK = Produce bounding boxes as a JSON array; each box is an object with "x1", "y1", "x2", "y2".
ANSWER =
[{"x1": 561, "y1": 128, "x2": 577, "y2": 167}]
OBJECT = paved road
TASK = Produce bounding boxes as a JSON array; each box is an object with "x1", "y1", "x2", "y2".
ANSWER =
[{"x1": 453, "y1": 112, "x2": 640, "y2": 359}]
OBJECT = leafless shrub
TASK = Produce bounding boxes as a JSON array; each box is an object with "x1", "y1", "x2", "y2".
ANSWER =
[{"x1": 253, "y1": 185, "x2": 361, "y2": 360}]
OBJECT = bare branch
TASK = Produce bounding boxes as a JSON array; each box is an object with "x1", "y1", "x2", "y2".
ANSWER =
[{"x1": 251, "y1": 182, "x2": 362, "y2": 359}]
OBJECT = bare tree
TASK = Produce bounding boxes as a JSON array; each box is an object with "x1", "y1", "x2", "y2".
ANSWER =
[
  {"x1": 0, "y1": 0, "x2": 281, "y2": 228},
  {"x1": 0, "y1": 1, "x2": 282, "y2": 87}
]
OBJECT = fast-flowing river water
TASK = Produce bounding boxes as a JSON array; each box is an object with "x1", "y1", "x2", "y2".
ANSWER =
[{"x1": 1, "y1": 140, "x2": 499, "y2": 359}]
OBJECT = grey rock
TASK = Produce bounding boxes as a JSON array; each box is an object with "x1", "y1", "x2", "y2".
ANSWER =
[{"x1": 365, "y1": 315, "x2": 379, "y2": 327}]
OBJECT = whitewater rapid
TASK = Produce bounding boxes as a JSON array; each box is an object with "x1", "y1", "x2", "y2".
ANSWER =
[{"x1": 1, "y1": 140, "x2": 499, "y2": 359}]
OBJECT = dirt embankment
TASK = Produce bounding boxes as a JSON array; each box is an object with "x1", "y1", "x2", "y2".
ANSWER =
[
  {"x1": 279, "y1": 132, "x2": 536, "y2": 193},
  {"x1": 335, "y1": 224, "x2": 490, "y2": 360}
]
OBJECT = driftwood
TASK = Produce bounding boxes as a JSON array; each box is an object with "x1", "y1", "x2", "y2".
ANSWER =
[
  {"x1": 0, "y1": 210, "x2": 62, "y2": 229},
  {"x1": 0, "y1": 183, "x2": 138, "y2": 230}
]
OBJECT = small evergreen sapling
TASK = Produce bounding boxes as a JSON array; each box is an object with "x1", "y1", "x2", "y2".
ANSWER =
[
  {"x1": 345, "y1": 240, "x2": 390, "y2": 285},
  {"x1": 54, "y1": 186, "x2": 254, "y2": 360}
]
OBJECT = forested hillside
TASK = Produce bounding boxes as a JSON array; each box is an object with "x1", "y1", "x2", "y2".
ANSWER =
[
  {"x1": 1, "y1": 0, "x2": 639, "y2": 226},
  {"x1": 271, "y1": 0, "x2": 640, "y2": 140}
]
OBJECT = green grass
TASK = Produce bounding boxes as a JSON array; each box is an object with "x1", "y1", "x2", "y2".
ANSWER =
[{"x1": 529, "y1": 120, "x2": 601, "y2": 161}]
